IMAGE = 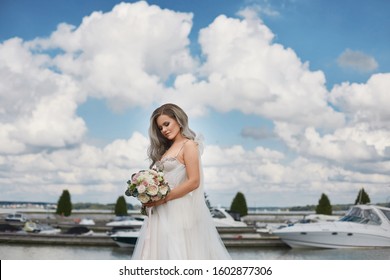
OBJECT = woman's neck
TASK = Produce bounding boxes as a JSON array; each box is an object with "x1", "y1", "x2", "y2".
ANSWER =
[{"x1": 172, "y1": 133, "x2": 186, "y2": 144}]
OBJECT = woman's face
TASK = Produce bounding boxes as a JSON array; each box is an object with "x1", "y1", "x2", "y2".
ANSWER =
[{"x1": 156, "y1": 114, "x2": 181, "y2": 141}]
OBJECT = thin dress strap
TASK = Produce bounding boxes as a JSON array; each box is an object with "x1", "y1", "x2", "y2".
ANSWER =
[{"x1": 175, "y1": 139, "x2": 189, "y2": 158}]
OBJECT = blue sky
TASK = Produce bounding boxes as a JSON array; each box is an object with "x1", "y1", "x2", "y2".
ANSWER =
[{"x1": 1, "y1": 0, "x2": 390, "y2": 207}]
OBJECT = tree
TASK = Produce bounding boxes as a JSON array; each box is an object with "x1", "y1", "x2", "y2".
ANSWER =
[
  {"x1": 114, "y1": 196, "x2": 128, "y2": 216},
  {"x1": 354, "y1": 188, "x2": 371, "y2": 205},
  {"x1": 56, "y1": 189, "x2": 72, "y2": 216},
  {"x1": 230, "y1": 192, "x2": 248, "y2": 217},
  {"x1": 315, "y1": 193, "x2": 332, "y2": 215}
]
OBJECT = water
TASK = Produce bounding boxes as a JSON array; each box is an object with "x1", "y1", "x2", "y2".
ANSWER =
[{"x1": 1, "y1": 244, "x2": 389, "y2": 260}]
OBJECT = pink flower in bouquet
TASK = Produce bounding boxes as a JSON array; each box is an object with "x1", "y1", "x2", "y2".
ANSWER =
[{"x1": 146, "y1": 184, "x2": 159, "y2": 196}]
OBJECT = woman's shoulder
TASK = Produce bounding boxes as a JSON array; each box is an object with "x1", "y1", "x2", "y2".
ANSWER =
[
  {"x1": 183, "y1": 139, "x2": 198, "y2": 149},
  {"x1": 181, "y1": 139, "x2": 201, "y2": 157},
  {"x1": 184, "y1": 136, "x2": 204, "y2": 155},
  {"x1": 181, "y1": 139, "x2": 200, "y2": 163}
]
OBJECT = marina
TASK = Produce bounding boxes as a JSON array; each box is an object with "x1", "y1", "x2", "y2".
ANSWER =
[
  {"x1": 1, "y1": 206, "x2": 390, "y2": 260},
  {"x1": 0, "y1": 208, "x2": 288, "y2": 250},
  {"x1": 0, "y1": 224, "x2": 286, "y2": 248}
]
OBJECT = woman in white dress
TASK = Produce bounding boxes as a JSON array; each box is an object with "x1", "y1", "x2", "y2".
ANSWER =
[{"x1": 132, "y1": 103, "x2": 231, "y2": 260}]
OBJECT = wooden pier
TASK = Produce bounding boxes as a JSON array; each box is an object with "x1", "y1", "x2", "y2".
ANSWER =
[{"x1": 0, "y1": 227, "x2": 286, "y2": 248}]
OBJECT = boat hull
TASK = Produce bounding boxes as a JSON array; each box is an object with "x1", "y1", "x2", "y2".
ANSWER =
[
  {"x1": 110, "y1": 232, "x2": 139, "y2": 247},
  {"x1": 273, "y1": 222, "x2": 390, "y2": 249}
]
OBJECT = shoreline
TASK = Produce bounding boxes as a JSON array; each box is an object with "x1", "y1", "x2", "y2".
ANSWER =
[
  {"x1": 0, "y1": 210, "x2": 307, "y2": 249},
  {"x1": 0, "y1": 232, "x2": 286, "y2": 248},
  {"x1": 0, "y1": 218, "x2": 287, "y2": 248}
]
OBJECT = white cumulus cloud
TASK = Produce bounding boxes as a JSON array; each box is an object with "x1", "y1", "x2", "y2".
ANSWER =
[{"x1": 1, "y1": 2, "x2": 389, "y2": 206}]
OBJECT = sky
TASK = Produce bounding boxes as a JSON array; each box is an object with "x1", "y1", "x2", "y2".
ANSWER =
[{"x1": 1, "y1": 0, "x2": 390, "y2": 208}]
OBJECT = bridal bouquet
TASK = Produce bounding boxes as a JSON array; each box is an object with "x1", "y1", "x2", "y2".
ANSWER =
[{"x1": 125, "y1": 168, "x2": 170, "y2": 215}]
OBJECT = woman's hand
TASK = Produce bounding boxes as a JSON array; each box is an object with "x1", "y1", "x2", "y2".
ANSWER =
[{"x1": 143, "y1": 196, "x2": 167, "y2": 208}]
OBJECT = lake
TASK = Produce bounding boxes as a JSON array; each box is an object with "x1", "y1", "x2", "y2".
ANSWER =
[{"x1": 1, "y1": 244, "x2": 389, "y2": 260}]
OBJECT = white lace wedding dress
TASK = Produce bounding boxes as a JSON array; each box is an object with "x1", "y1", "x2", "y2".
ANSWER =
[{"x1": 132, "y1": 145, "x2": 231, "y2": 260}]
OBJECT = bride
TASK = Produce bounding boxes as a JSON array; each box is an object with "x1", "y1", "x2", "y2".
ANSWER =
[{"x1": 131, "y1": 103, "x2": 231, "y2": 260}]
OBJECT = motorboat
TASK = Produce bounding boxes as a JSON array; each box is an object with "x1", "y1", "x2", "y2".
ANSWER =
[
  {"x1": 106, "y1": 216, "x2": 144, "y2": 227},
  {"x1": 272, "y1": 204, "x2": 390, "y2": 249},
  {"x1": 23, "y1": 221, "x2": 61, "y2": 234},
  {"x1": 64, "y1": 226, "x2": 94, "y2": 236},
  {"x1": 78, "y1": 218, "x2": 95, "y2": 225},
  {"x1": 37, "y1": 224, "x2": 62, "y2": 234},
  {"x1": 107, "y1": 226, "x2": 140, "y2": 236},
  {"x1": 211, "y1": 208, "x2": 247, "y2": 227},
  {"x1": 5, "y1": 213, "x2": 27, "y2": 222},
  {"x1": 23, "y1": 221, "x2": 41, "y2": 233},
  {"x1": 110, "y1": 230, "x2": 139, "y2": 247},
  {"x1": 255, "y1": 214, "x2": 340, "y2": 234}
]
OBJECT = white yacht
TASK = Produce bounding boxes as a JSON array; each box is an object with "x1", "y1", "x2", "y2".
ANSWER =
[
  {"x1": 106, "y1": 216, "x2": 144, "y2": 227},
  {"x1": 211, "y1": 208, "x2": 247, "y2": 227},
  {"x1": 272, "y1": 204, "x2": 390, "y2": 249}
]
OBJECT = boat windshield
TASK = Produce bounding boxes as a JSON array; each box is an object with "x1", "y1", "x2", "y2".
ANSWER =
[
  {"x1": 210, "y1": 209, "x2": 226, "y2": 219},
  {"x1": 379, "y1": 209, "x2": 390, "y2": 223},
  {"x1": 339, "y1": 207, "x2": 382, "y2": 225}
]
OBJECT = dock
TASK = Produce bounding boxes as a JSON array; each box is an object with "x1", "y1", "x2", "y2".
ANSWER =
[
  {"x1": 0, "y1": 232, "x2": 117, "y2": 246},
  {"x1": 0, "y1": 225, "x2": 286, "y2": 248},
  {"x1": 0, "y1": 211, "x2": 289, "y2": 248},
  {"x1": 0, "y1": 232, "x2": 285, "y2": 248}
]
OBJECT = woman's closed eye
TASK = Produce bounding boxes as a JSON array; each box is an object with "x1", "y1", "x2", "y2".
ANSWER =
[{"x1": 159, "y1": 122, "x2": 170, "y2": 130}]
